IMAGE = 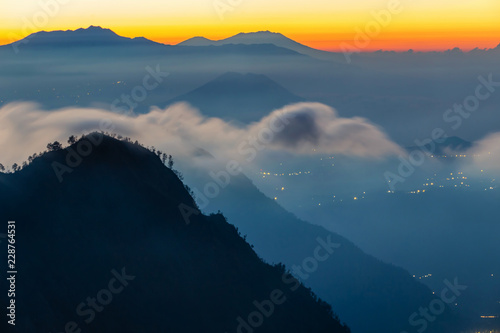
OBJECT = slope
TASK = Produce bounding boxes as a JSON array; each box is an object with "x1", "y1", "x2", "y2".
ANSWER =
[
  {"x1": 0, "y1": 134, "x2": 349, "y2": 333},
  {"x1": 183, "y1": 170, "x2": 464, "y2": 333}
]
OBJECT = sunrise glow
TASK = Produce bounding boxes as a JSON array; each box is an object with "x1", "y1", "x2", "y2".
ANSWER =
[{"x1": 0, "y1": 0, "x2": 499, "y2": 51}]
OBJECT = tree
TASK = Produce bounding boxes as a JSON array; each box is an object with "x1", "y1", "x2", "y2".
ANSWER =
[
  {"x1": 0, "y1": 163, "x2": 4, "y2": 172},
  {"x1": 12, "y1": 163, "x2": 19, "y2": 172},
  {"x1": 67, "y1": 135, "x2": 77, "y2": 145},
  {"x1": 47, "y1": 141, "x2": 63, "y2": 151},
  {"x1": 167, "y1": 155, "x2": 174, "y2": 169}
]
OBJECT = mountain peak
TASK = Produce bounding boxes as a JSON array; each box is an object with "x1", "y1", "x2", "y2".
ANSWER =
[
  {"x1": 406, "y1": 136, "x2": 472, "y2": 156},
  {"x1": 177, "y1": 30, "x2": 337, "y2": 61},
  {"x1": 234, "y1": 30, "x2": 281, "y2": 36},
  {"x1": 12, "y1": 26, "x2": 158, "y2": 48},
  {"x1": 0, "y1": 133, "x2": 350, "y2": 333},
  {"x1": 84, "y1": 25, "x2": 107, "y2": 30},
  {"x1": 167, "y1": 71, "x2": 304, "y2": 123},
  {"x1": 31, "y1": 25, "x2": 117, "y2": 37},
  {"x1": 215, "y1": 71, "x2": 271, "y2": 81},
  {"x1": 177, "y1": 36, "x2": 216, "y2": 46}
]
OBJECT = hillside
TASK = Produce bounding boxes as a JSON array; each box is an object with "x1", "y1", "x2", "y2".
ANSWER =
[
  {"x1": 0, "y1": 135, "x2": 349, "y2": 333},
  {"x1": 183, "y1": 170, "x2": 464, "y2": 333}
]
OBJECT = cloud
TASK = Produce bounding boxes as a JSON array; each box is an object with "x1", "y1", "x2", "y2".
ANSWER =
[
  {"x1": 463, "y1": 132, "x2": 500, "y2": 174},
  {"x1": 256, "y1": 103, "x2": 403, "y2": 157},
  {"x1": 0, "y1": 102, "x2": 402, "y2": 168}
]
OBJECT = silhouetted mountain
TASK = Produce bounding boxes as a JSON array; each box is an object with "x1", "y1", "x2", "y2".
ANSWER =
[
  {"x1": 406, "y1": 136, "x2": 473, "y2": 156},
  {"x1": 167, "y1": 72, "x2": 305, "y2": 123},
  {"x1": 8, "y1": 25, "x2": 161, "y2": 48},
  {"x1": 0, "y1": 135, "x2": 349, "y2": 333},
  {"x1": 0, "y1": 28, "x2": 314, "y2": 113},
  {"x1": 178, "y1": 36, "x2": 215, "y2": 46},
  {"x1": 2, "y1": 27, "x2": 309, "y2": 58},
  {"x1": 178, "y1": 31, "x2": 339, "y2": 61},
  {"x1": 185, "y1": 170, "x2": 464, "y2": 333}
]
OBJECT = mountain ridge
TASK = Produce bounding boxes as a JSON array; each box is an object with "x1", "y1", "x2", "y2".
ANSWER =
[
  {"x1": 186, "y1": 168, "x2": 464, "y2": 333},
  {"x1": 8, "y1": 25, "x2": 162, "y2": 48},
  {"x1": 0, "y1": 134, "x2": 350, "y2": 333},
  {"x1": 178, "y1": 30, "x2": 338, "y2": 61},
  {"x1": 4, "y1": 26, "x2": 497, "y2": 56}
]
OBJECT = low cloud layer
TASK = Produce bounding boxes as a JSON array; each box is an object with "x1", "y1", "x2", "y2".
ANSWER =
[
  {"x1": 0, "y1": 102, "x2": 402, "y2": 168},
  {"x1": 464, "y1": 132, "x2": 500, "y2": 175}
]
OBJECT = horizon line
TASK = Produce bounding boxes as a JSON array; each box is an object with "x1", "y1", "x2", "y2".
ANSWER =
[{"x1": 1, "y1": 26, "x2": 499, "y2": 53}]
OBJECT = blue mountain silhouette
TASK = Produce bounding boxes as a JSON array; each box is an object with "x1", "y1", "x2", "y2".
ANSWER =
[{"x1": 167, "y1": 72, "x2": 305, "y2": 123}]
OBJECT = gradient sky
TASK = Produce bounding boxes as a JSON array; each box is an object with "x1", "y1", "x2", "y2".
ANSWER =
[{"x1": 1, "y1": 0, "x2": 499, "y2": 51}]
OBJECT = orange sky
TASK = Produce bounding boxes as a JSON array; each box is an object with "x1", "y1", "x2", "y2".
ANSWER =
[{"x1": 0, "y1": 0, "x2": 499, "y2": 51}]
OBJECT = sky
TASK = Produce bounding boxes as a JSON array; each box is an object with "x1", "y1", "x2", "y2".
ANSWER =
[{"x1": 0, "y1": 0, "x2": 499, "y2": 51}]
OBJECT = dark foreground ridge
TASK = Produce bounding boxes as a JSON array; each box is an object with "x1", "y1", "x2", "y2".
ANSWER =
[{"x1": 0, "y1": 134, "x2": 349, "y2": 333}]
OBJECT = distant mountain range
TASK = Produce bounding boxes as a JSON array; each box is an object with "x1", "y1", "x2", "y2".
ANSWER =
[
  {"x1": 4, "y1": 27, "x2": 337, "y2": 61},
  {"x1": 6, "y1": 26, "x2": 498, "y2": 55},
  {"x1": 178, "y1": 30, "x2": 339, "y2": 61},
  {"x1": 5, "y1": 26, "x2": 305, "y2": 57},
  {"x1": 0, "y1": 135, "x2": 350, "y2": 333},
  {"x1": 10, "y1": 25, "x2": 161, "y2": 48},
  {"x1": 406, "y1": 136, "x2": 473, "y2": 157},
  {"x1": 1, "y1": 26, "x2": 499, "y2": 145},
  {"x1": 167, "y1": 72, "x2": 305, "y2": 123}
]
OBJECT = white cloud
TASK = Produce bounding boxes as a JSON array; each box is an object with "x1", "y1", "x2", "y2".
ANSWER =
[
  {"x1": 0, "y1": 102, "x2": 402, "y2": 168},
  {"x1": 463, "y1": 132, "x2": 500, "y2": 174}
]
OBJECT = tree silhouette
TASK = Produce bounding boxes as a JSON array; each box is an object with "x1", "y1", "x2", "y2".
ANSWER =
[
  {"x1": 47, "y1": 141, "x2": 63, "y2": 151},
  {"x1": 12, "y1": 163, "x2": 19, "y2": 172},
  {"x1": 68, "y1": 135, "x2": 77, "y2": 145},
  {"x1": 167, "y1": 155, "x2": 174, "y2": 169},
  {"x1": 0, "y1": 163, "x2": 4, "y2": 172}
]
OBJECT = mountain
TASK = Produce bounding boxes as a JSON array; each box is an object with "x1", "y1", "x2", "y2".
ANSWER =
[
  {"x1": 406, "y1": 136, "x2": 473, "y2": 157},
  {"x1": 7, "y1": 25, "x2": 161, "y2": 49},
  {"x1": 0, "y1": 28, "x2": 313, "y2": 113},
  {"x1": 178, "y1": 36, "x2": 215, "y2": 46},
  {"x1": 183, "y1": 169, "x2": 464, "y2": 333},
  {"x1": 178, "y1": 31, "x2": 338, "y2": 61},
  {"x1": 166, "y1": 72, "x2": 305, "y2": 123},
  {"x1": 0, "y1": 135, "x2": 350, "y2": 333}
]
